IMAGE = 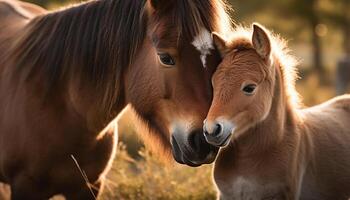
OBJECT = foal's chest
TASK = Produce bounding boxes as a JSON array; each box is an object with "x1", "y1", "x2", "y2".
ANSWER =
[{"x1": 216, "y1": 176, "x2": 288, "y2": 200}]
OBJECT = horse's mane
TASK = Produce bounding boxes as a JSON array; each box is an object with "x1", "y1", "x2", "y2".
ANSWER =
[
  {"x1": 8, "y1": 0, "x2": 233, "y2": 113},
  {"x1": 9, "y1": 0, "x2": 148, "y2": 112},
  {"x1": 226, "y1": 26, "x2": 301, "y2": 108},
  {"x1": 167, "y1": 0, "x2": 233, "y2": 40}
]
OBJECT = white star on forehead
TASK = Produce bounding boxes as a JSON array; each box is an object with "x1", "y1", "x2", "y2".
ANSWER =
[{"x1": 191, "y1": 28, "x2": 214, "y2": 68}]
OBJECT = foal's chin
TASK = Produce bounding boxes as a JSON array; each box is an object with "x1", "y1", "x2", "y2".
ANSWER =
[
  {"x1": 204, "y1": 133, "x2": 232, "y2": 148},
  {"x1": 203, "y1": 119, "x2": 236, "y2": 148}
]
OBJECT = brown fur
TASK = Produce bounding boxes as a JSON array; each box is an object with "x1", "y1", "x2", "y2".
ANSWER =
[
  {"x1": 0, "y1": 0, "x2": 232, "y2": 199},
  {"x1": 0, "y1": 0, "x2": 45, "y2": 42},
  {"x1": 206, "y1": 24, "x2": 350, "y2": 199}
]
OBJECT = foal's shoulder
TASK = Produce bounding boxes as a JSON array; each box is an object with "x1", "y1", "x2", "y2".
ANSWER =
[
  {"x1": 300, "y1": 94, "x2": 350, "y2": 115},
  {"x1": 328, "y1": 94, "x2": 350, "y2": 112}
]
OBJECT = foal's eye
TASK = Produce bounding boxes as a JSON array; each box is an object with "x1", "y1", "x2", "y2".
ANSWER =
[
  {"x1": 158, "y1": 53, "x2": 176, "y2": 66},
  {"x1": 242, "y1": 84, "x2": 257, "y2": 96}
]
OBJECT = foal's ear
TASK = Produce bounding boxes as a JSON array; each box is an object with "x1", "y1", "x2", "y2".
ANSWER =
[
  {"x1": 149, "y1": 0, "x2": 173, "y2": 11},
  {"x1": 212, "y1": 32, "x2": 228, "y2": 57},
  {"x1": 252, "y1": 23, "x2": 271, "y2": 60}
]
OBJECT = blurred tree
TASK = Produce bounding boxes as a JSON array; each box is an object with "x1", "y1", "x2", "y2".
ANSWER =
[
  {"x1": 320, "y1": 0, "x2": 350, "y2": 94},
  {"x1": 341, "y1": 1, "x2": 350, "y2": 57},
  {"x1": 24, "y1": 0, "x2": 78, "y2": 7},
  {"x1": 321, "y1": 0, "x2": 350, "y2": 56},
  {"x1": 229, "y1": 0, "x2": 326, "y2": 81},
  {"x1": 24, "y1": 0, "x2": 62, "y2": 7},
  {"x1": 278, "y1": 0, "x2": 326, "y2": 81},
  {"x1": 228, "y1": 0, "x2": 266, "y2": 21}
]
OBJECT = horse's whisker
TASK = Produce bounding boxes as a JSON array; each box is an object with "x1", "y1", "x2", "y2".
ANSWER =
[{"x1": 71, "y1": 155, "x2": 97, "y2": 200}]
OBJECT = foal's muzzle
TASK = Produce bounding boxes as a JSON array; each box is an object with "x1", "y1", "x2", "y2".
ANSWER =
[
  {"x1": 171, "y1": 129, "x2": 219, "y2": 167},
  {"x1": 203, "y1": 119, "x2": 234, "y2": 147}
]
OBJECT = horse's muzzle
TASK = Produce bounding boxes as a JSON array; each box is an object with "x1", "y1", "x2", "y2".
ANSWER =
[{"x1": 171, "y1": 129, "x2": 219, "y2": 167}]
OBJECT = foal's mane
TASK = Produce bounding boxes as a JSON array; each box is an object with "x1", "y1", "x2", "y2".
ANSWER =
[{"x1": 227, "y1": 26, "x2": 301, "y2": 108}]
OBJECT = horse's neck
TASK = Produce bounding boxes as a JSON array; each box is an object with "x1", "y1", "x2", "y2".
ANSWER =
[
  {"x1": 234, "y1": 64, "x2": 298, "y2": 156},
  {"x1": 7, "y1": 0, "x2": 147, "y2": 133}
]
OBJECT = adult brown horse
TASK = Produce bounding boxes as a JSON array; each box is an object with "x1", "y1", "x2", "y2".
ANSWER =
[
  {"x1": 204, "y1": 24, "x2": 350, "y2": 199},
  {"x1": 0, "y1": 0, "x2": 232, "y2": 199}
]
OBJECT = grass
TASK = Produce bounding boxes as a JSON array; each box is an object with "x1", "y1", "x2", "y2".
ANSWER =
[
  {"x1": 100, "y1": 144, "x2": 216, "y2": 200},
  {"x1": 0, "y1": 143, "x2": 216, "y2": 200}
]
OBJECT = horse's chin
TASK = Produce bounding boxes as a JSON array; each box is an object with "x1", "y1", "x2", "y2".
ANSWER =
[
  {"x1": 172, "y1": 150, "x2": 217, "y2": 167},
  {"x1": 171, "y1": 132, "x2": 219, "y2": 167}
]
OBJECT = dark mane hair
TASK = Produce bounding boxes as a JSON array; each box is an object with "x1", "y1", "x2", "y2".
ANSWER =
[
  {"x1": 9, "y1": 0, "x2": 232, "y2": 112},
  {"x1": 10, "y1": 0, "x2": 148, "y2": 112},
  {"x1": 176, "y1": 0, "x2": 232, "y2": 39},
  {"x1": 149, "y1": 0, "x2": 232, "y2": 45}
]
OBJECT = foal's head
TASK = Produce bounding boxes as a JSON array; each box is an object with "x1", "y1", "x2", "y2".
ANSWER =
[{"x1": 203, "y1": 24, "x2": 277, "y2": 147}]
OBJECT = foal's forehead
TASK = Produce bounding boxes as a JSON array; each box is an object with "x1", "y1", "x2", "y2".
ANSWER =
[{"x1": 220, "y1": 48, "x2": 266, "y2": 74}]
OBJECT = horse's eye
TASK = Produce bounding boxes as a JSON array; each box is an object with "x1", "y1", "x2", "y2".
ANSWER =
[
  {"x1": 242, "y1": 84, "x2": 257, "y2": 96},
  {"x1": 158, "y1": 53, "x2": 175, "y2": 66}
]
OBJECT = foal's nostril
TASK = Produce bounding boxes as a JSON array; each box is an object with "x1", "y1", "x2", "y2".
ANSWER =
[{"x1": 204, "y1": 122, "x2": 223, "y2": 136}]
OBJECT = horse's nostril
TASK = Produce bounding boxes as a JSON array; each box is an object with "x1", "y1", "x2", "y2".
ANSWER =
[
  {"x1": 172, "y1": 129, "x2": 219, "y2": 166},
  {"x1": 212, "y1": 123, "x2": 223, "y2": 136},
  {"x1": 189, "y1": 133, "x2": 200, "y2": 150}
]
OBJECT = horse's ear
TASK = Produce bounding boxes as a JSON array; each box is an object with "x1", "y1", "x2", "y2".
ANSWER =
[
  {"x1": 149, "y1": 0, "x2": 173, "y2": 11},
  {"x1": 252, "y1": 23, "x2": 271, "y2": 60},
  {"x1": 212, "y1": 32, "x2": 228, "y2": 57}
]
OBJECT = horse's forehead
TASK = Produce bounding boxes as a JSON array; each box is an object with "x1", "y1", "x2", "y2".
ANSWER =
[
  {"x1": 150, "y1": 16, "x2": 215, "y2": 68},
  {"x1": 152, "y1": 26, "x2": 215, "y2": 69},
  {"x1": 150, "y1": 24, "x2": 178, "y2": 48},
  {"x1": 191, "y1": 28, "x2": 214, "y2": 68}
]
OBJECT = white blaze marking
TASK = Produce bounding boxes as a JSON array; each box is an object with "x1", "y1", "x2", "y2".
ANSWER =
[{"x1": 192, "y1": 28, "x2": 214, "y2": 68}]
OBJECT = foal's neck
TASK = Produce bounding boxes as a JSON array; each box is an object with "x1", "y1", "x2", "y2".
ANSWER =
[{"x1": 234, "y1": 63, "x2": 298, "y2": 156}]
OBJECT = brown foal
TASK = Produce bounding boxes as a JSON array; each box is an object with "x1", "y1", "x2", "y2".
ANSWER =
[{"x1": 203, "y1": 24, "x2": 350, "y2": 200}]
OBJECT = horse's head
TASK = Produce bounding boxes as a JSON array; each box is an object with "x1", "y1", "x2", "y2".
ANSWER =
[
  {"x1": 203, "y1": 24, "x2": 275, "y2": 147},
  {"x1": 127, "y1": 0, "x2": 232, "y2": 166}
]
